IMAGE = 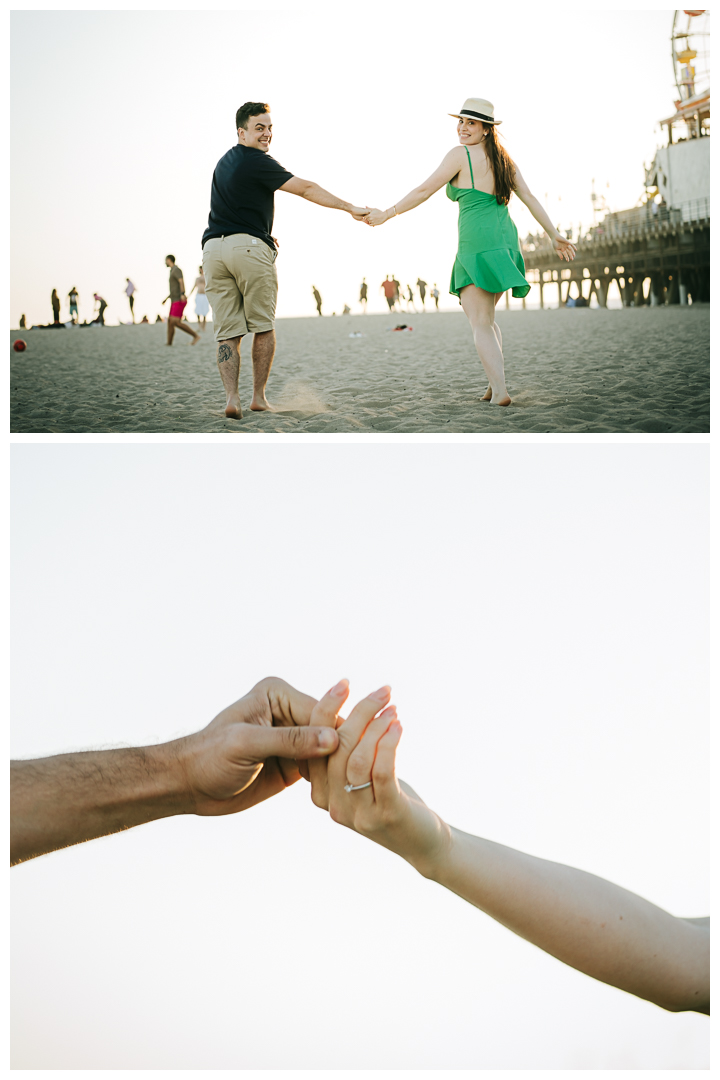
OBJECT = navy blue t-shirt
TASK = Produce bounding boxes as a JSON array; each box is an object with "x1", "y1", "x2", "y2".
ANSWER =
[{"x1": 202, "y1": 145, "x2": 294, "y2": 252}]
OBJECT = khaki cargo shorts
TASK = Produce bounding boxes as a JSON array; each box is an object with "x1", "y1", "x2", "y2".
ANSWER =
[{"x1": 202, "y1": 234, "x2": 278, "y2": 340}]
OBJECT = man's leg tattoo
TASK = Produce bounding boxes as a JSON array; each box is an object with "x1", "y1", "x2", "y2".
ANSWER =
[{"x1": 218, "y1": 342, "x2": 234, "y2": 364}]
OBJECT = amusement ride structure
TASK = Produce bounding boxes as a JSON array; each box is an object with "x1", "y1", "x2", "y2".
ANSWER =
[{"x1": 521, "y1": 10, "x2": 710, "y2": 308}]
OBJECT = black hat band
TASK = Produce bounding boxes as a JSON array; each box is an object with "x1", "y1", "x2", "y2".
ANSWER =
[{"x1": 460, "y1": 109, "x2": 494, "y2": 122}]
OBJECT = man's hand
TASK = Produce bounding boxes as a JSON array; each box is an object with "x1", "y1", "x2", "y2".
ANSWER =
[
  {"x1": 271, "y1": 236, "x2": 280, "y2": 250},
  {"x1": 350, "y1": 206, "x2": 372, "y2": 221},
  {"x1": 177, "y1": 677, "x2": 337, "y2": 816},
  {"x1": 11, "y1": 677, "x2": 338, "y2": 865}
]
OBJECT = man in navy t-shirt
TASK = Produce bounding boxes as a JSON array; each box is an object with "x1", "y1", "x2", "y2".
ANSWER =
[{"x1": 202, "y1": 101, "x2": 370, "y2": 419}]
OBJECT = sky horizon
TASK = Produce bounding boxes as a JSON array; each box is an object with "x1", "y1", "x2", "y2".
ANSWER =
[{"x1": 11, "y1": 8, "x2": 694, "y2": 326}]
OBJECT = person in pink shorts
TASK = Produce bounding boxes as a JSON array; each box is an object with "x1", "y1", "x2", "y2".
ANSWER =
[{"x1": 161, "y1": 255, "x2": 201, "y2": 346}]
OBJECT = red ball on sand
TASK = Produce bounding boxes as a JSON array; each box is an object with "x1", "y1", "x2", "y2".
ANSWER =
[
  {"x1": 683, "y1": 10, "x2": 706, "y2": 15},
  {"x1": 13, "y1": 339, "x2": 27, "y2": 352}
]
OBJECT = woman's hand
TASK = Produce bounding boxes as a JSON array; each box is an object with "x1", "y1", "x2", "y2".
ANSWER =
[
  {"x1": 364, "y1": 208, "x2": 390, "y2": 227},
  {"x1": 552, "y1": 234, "x2": 577, "y2": 262},
  {"x1": 306, "y1": 681, "x2": 452, "y2": 875}
]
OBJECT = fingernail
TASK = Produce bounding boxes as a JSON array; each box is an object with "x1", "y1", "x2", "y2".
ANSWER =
[
  {"x1": 370, "y1": 685, "x2": 391, "y2": 703},
  {"x1": 329, "y1": 678, "x2": 349, "y2": 697},
  {"x1": 383, "y1": 705, "x2": 397, "y2": 721},
  {"x1": 317, "y1": 729, "x2": 336, "y2": 749}
]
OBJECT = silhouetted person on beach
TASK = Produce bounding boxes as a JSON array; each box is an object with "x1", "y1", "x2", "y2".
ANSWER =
[
  {"x1": 19, "y1": 314, "x2": 26, "y2": 329},
  {"x1": 188, "y1": 266, "x2": 210, "y2": 330},
  {"x1": 359, "y1": 277, "x2": 368, "y2": 312},
  {"x1": 392, "y1": 277, "x2": 402, "y2": 309},
  {"x1": 67, "y1": 287, "x2": 79, "y2": 323},
  {"x1": 381, "y1": 275, "x2": 395, "y2": 311},
  {"x1": 93, "y1": 293, "x2": 107, "y2": 325},
  {"x1": 51, "y1": 289, "x2": 61, "y2": 324},
  {"x1": 406, "y1": 283, "x2": 417, "y2": 312},
  {"x1": 125, "y1": 279, "x2": 136, "y2": 322},
  {"x1": 161, "y1": 256, "x2": 201, "y2": 346},
  {"x1": 431, "y1": 283, "x2": 440, "y2": 310},
  {"x1": 416, "y1": 278, "x2": 427, "y2": 309},
  {"x1": 201, "y1": 101, "x2": 369, "y2": 419},
  {"x1": 313, "y1": 286, "x2": 323, "y2": 315}
]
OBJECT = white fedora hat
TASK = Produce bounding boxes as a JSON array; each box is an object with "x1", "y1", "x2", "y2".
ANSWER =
[{"x1": 448, "y1": 97, "x2": 502, "y2": 125}]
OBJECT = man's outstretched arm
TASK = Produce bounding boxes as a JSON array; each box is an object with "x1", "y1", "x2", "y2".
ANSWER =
[
  {"x1": 278, "y1": 176, "x2": 369, "y2": 220},
  {"x1": 11, "y1": 677, "x2": 338, "y2": 866}
]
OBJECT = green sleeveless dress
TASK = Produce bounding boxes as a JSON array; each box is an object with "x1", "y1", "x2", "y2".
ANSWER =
[{"x1": 446, "y1": 147, "x2": 530, "y2": 299}]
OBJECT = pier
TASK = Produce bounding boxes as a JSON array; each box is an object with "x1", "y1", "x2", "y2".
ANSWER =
[{"x1": 521, "y1": 198, "x2": 710, "y2": 308}]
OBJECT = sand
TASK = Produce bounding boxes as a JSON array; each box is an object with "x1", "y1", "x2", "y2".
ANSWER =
[{"x1": 10, "y1": 306, "x2": 709, "y2": 434}]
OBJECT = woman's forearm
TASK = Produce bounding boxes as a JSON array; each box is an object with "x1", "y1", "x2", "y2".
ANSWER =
[
  {"x1": 423, "y1": 826, "x2": 709, "y2": 1013},
  {"x1": 10, "y1": 745, "x2": 192, "y2": 865},
  {"x1": 523, "y1": 194, "x2": 560, "y2": 240},
  {"x1": 384, "y1": 186, "x2": 433, "y2": 218}
]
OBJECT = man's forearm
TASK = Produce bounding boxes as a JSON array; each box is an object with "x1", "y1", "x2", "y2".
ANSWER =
[
  {"x1": 424, "y1": 827, "x2": 709, "y2": 1014},
  {"x1": 10, "y1": 742, "x2": 192, "y2": 866},
  {"x1": 299, "y1": 181, "x2": 354, "y2": 213}
]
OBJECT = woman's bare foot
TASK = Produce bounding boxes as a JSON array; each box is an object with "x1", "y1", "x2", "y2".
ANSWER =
[
  {"x1": 191, "y1": 333, "x2": 201, "y2": 345},
  {"x1": 482, "y1": 386, "x2": 493, "y2": 401},
  {"x1": 492, "y1": 394, "x2": 512, "y2": 407},
  {"x1": 250, "y1": 396, "x2": 274, "y2": 412},
  {"x1": 225, "y1": 394, "x2": 242, "y2": 419}
]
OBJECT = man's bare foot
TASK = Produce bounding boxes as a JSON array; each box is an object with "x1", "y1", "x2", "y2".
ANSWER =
[
  {"x1": 482, "y1": 386, "x2": 493, "y2": 401},
  {"x1": 191, "y1": 334, "x2": 201, "y2": 346},
  {"x1": 225, "y1": 396, "x2": 242, "y2": 419},
  {"x1": 492, "y1": 394, "x2": 512, "y2": 407},
  {"x1": 250, "y1": 397, "x2": 274, "y2": 412}
]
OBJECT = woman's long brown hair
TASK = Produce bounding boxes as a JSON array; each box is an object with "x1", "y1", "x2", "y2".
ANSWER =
[{"x1": 483, "y1": 124, "x2": 517, "y2": 206}]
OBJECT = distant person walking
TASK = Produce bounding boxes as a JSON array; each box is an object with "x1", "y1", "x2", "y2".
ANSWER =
[
  {"x1": 51, "y1": 289, "x2": 61, "y2": 324},
  {"x1": 392, "y1": 276, "x2": 403, "y2": 309},
  {"x1": 381, "y1": 275, "x2": 395, "y2": 312},
  {"x1": 364, "y1": 97, "x2": 575, "y2": 405},
  {"x1": 406, "y1": 283, "x2": 417, "y2": 312},
  {"x1": 188, "y1": 267, "x2": 210, "y2": 330},
  {"x1": 19, "y1": 314, "x2": 26, "y2": 329},
  {"x1": 92, "y1": 293, "x2": 107, "y2": 325},
  {"x1": 416, "y1": 277, "x2": 427, "y2": 309},
  {"x1": 312, "y1": 286, "x2": 323, "y2": 315},
  {"x1": 161, "y1": 256, "x2": 201, "y2": 346},
  {"x1": 201, "y1": 101, "x2": 369, "y2": 418},
  {"x1": 359, "y1": 277, "x2": 368, "y2": 312},
  {"x1": 68, "y1": 287, "x2": 79, "y2": 324},
  {"x1": 431, "y1": 284, "x2": 440, "y2": 310},
  {"x1": 125, "y1": 279, "x2": 136, "y2": 322}
]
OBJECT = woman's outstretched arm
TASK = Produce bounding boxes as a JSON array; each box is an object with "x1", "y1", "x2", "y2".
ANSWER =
[
  {"x1": 513, "y1": 165, "x2": 576, "y2": 261},
  {"x1": 364, "y1": 147, "x2": 466, "y2": 226},
  {"x1": 307, "y1": 685, "x2": 709, "y2": 1015}
]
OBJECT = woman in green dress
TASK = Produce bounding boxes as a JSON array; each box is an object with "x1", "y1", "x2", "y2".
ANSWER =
[{"x1": 365, "y1": 97, "x2": 576, "y2": 406}]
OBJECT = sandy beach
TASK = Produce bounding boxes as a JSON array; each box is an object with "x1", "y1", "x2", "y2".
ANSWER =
[{"x1": 10, "y1": 306, "x2": 709, "y2": 434}]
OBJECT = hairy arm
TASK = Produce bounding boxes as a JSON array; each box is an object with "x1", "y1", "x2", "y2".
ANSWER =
[
  {"x1": 278, "y1": 176, "x2": 368, "y2": 219},
  {"x1": 11, "y1": 677, "x2": 339, "y2": 867},
  {"x1": 10, "y1": 745, "x2": 190, "y2": 865},
  {"x1": 365, "y1": 147, "x2": 465, "y2": 225}
]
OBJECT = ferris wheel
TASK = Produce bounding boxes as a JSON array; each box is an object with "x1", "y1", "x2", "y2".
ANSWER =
[{"x1": 671, "y1": 10, "x2": 710, "y2": 101}]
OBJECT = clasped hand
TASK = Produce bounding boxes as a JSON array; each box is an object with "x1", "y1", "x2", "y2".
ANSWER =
[{"x1": 181, "y1": 675, "x2": 449, "y2": 874}]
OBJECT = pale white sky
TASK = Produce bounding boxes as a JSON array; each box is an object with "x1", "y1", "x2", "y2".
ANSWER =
[
  {"x1": 10, "y1": 6, "x2": 687, "y2": 325},
  {"x1": 11, "y1": 443, "x2": 709, "y2": 1070}
]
